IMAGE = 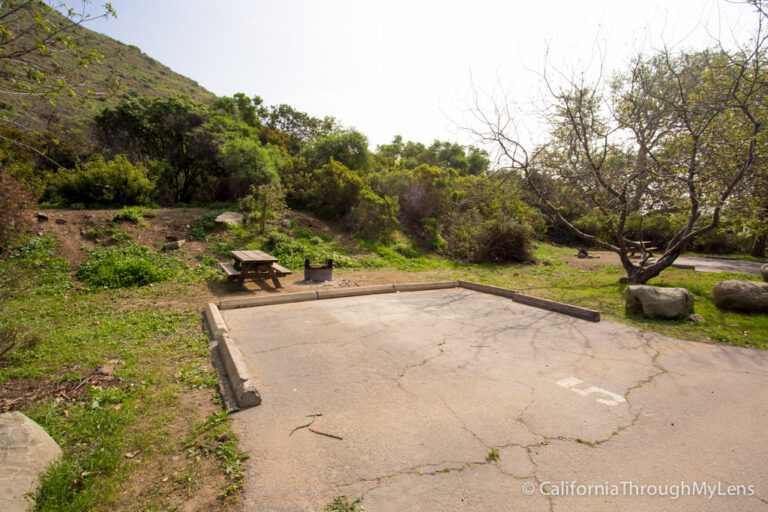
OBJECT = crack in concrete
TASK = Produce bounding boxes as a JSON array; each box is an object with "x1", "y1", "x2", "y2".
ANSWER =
[
  {"x1": 250, "y1": 339, "x2": 352, "y2": 355},
  {"x1": 333, "y1": 337, "x2": 669, "y2": 511},
  {"x1": 440, "y1": 398, "x2": 489, "y2": 449},
  {"x1": 335, "y1": 458, "x2": 492, "y2": 498},
  {"x1": 395, "y1": 345, "x2": 446, "y2": 381}
]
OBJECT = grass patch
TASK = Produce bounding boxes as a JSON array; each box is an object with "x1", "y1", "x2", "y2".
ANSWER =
[
  {"x1": 112, "y1": 206, "x2": 156, "y2": 224},
  {"x1": 486, "y1": 448, "x2": 500, "y2": 462},
  {"x1": 77, "y1": 244, "x2": 187, "y2": 289},
  {"x1": 322, "y1": 495, "x2": 364, "y2": 512},
  {"x1": 189, "y1": 211, "x2": 225, "y2": 241},
  {"x1": 1, "y1": 266, "x2": 238, "y2": 510},
  {"x1": 462, "y1": 244, "x2": 768, "y2": 349}
]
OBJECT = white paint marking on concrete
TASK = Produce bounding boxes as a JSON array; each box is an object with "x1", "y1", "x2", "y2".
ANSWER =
[{"x1": 556, "y1": 377, "x2": 626, "y2": 406}]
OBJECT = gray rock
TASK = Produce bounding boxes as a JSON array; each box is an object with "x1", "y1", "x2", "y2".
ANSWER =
[
  {"x1": 280, "y1": 218, "x2": 291, "y2": 228},
  {"x1": 35, "y1": 212, "x2": 48, "y2": 222},
  {"x1": 0, "y1": 412, "x2": 62, "y2": 512},
  {"x1": 214, "y1": 212, "x2": 243, "y2": 227},
  {"x1": 54, "y1": 218, "x2": 66, "y2": 225},
  {"x1": 761, "y1": 263, "x2": 768, "y2": 282},
  {"x1": 162, "y1": 239, "x2": 185, "y2": 251},
  {"x1": 625, "y1": 285, "x2": 694, "y2": 319},
  {"x1": 712, "y1": 280, "x2": 768, "y2": 313},
  {"x1": 687, "y1": 313, "x2": 706, "y2": 324}
]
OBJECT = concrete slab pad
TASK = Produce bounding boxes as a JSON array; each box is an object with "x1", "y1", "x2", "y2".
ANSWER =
[{"x1": 222, "y1": 289, "x2": 768, "y2": 512}]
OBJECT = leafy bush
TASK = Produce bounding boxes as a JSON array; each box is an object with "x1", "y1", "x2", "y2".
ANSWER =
[
  {"x1": 109, "y1": 231, "x2": 133, "y2": 245},
  {"x1": 441, "y1": 177, "x2": 538, "y2": 263},
  {"x1": 574, "y1": 211, "x2": 677, "y2": 248},
  {"x1": 77, "y1": 243, "x2": 186, "y2": 289},
  {"x1": 306, "y1": 159, "x2": 364, "y2": 219},
  {"x1": 112, "y1": 206, "x2": 156, "y2": 223},
  {"x1": 54, "y1": 155, "x2": 155, "y2": 207},
  {"x1": 262, "y1": 230, "x2": 358, "y2": 269},
  {"x1": 347, "y1": 188, "x2": 400, "y2": 241},
  {"x1": 422, "y1": 217, "x2": 446, "y2": 251},
  {"x1": 443, "y1": 213, "x2": 534, "y2": 263},
  {"x1": 689, "y1": 224, "x2": 750, "y2": 254},
  {"x1": 189, "y1": 211, "x2": 222, "y2": 241}
]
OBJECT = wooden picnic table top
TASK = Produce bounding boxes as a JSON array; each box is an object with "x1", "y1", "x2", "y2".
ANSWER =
[{"x1": 231, "y1": 250, "x2": 278, "y2": 263}]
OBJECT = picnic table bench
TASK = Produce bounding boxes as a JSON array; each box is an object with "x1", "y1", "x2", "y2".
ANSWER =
[
  {"x1": 628, "y1": 241, "x2": 659, "y2": 258},
  {"x1": 220, "y1": 250, "x2": 292, "y2": 288}
]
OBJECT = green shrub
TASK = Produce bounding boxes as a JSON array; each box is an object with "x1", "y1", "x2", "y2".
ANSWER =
[
  {"x1": 112, "y1": 206, "x2": 155, "y2": 223},
  {"x1": 109, "y1": 231, "x2": 133, "y2": 245},
  {"x1": 347, "y1": 188, "x2": 400, "y2": 241},
  {"x1": 443, "y1": 212, "x2": 533, "y2": 263},
  {"x1": 689, "y1": 223, "x2": 750, "y2": 254},
  {"x1": 54, "y1": 155, "x2": 155, "y2": 207},
  {"x1": 262, "y1": 230, "x2": 358, "y2": 269},
  {"x1": 189, "y1": 212, "x2": 222, "y2": 241},
  {"x1": 307, "y1": 159, "x2": 364, "y2": 219},
  {"x1": 422, "y1": 217, "x2": 446, "y2": 251},
  {"x1": 77, "y1": 244, "x2": 186, "y2": 289}
]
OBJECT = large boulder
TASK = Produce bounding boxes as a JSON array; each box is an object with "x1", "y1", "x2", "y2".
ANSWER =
[
  {"x1": 712, "y1": 280, "x2": 768, "y2": 313},
  {"x1": 761, "y1": 263, "x2": 768, "y2": 282},
  {"x1": 0, "y1": 412, "x2": 62, "y2": 512},
  {"x1": 214, "y1": 212, "x2": 243, "y2": 227},
  {"x1": 625, "y1": 285, "x2": 694, "y2": 319}
]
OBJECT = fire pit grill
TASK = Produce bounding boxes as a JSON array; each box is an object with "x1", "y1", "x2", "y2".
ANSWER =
[{"x1": 304, "y1": 258, "x2": 333, "y2": 282}]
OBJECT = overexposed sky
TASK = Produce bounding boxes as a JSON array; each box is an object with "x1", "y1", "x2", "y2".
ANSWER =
[{"x1": 84, "y1": 0, "x2": 755, "y2": 148}]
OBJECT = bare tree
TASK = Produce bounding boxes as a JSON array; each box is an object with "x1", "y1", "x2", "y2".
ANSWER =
[{"x1": 469, "y1": 2, "x2": 767, "y2": 283}]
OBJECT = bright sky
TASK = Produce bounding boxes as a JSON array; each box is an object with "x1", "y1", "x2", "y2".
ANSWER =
[{"x1": 84, "y1": 0, "x2": 755, "y2": 149}]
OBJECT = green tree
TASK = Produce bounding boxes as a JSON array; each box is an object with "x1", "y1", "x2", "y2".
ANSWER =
[
  {"x1": 239, "y1": 182, "x2": 286, "y2": 234},
  {"x1": 219, "y1": 137, "x2": 287, "y2": 198},
  {"x1": 95, "y1": 96, "x2": 216, "y2": 203},
  {"x1": 302, "y1": 128, "x2": 373, "y2": 172},
  {"x1": 307, "y1": 158, "x2": 364, "y2": 219},
  {"x1": 258, "y1": 103, "x2": 337, "y2": 154}
]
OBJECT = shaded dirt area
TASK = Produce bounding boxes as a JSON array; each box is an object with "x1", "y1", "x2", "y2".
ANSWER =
[{"x1": 557, "y1": 249, "x2": 622, "y2": 271}]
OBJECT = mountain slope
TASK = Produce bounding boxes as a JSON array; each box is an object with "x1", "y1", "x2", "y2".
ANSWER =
[{"x1": 2, "y1": 8, "x2": 215, "y2": 135}]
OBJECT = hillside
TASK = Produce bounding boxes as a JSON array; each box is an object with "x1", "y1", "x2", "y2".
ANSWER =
[{"x1": 2, "y1": 8, "x2": 215, "y2": 135}]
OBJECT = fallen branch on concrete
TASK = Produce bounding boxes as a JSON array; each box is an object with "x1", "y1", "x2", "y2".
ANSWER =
[{"x1": 309, "y1": 428, "x2": 343, "y2": 441}]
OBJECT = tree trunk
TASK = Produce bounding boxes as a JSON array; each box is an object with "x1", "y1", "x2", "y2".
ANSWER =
[
  {"x1": 259, "y1": 202, "x2": 267, "y2": 234},
  {"x1": 618, "y1": 248, "x2": 681, "y2": 284},
  {"x1": 750, "y1": 232, "x2": 766, "y2": 258}
]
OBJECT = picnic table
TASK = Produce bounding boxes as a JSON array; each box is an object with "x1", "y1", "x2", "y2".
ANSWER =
[
  {"x1": 628, "y1": 241, "x2": 659, "y2": 258},
  {"x1": 219, "y1": 250, "x2": 292, "y2": 288}
]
